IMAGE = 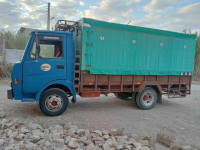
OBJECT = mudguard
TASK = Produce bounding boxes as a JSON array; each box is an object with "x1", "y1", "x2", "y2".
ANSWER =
[{"x1": 35, "y1": 80, "x2": 76, "y2": 102}]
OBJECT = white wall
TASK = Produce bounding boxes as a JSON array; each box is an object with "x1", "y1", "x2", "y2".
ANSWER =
[{"x1": 5, "y1": 49, "x2": 25, "y2": 64}]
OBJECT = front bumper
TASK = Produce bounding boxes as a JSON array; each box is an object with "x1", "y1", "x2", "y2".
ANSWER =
[{"x1": 7, "y1": 89, "x2": 13, "y2": 99}]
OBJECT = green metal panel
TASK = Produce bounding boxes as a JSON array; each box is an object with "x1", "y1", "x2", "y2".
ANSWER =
[{"x1": 79, "y1": 18, "x2": 196, "y2": 75}]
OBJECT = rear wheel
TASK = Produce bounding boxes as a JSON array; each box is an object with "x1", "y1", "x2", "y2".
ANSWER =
[
  {"x1": 39, "y1": 88, "x2": 69, "y2": 116},
  {"x1": 132, "y1": 92, "x2": 138, "y2": 106},
  {"x1": 115, "y1": 92, "x2": 131, "y2": 101},
  {"x1": 136, "y1": 87, "x2": 157, "y2": 110}
]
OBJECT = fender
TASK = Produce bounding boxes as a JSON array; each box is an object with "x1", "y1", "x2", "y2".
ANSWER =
[
  {"x1": 138, "y1": 82, "x2": 162, "y2": 93},
  {"x1": 35, "y1": 80, "x2": 76, "y2": 102}
]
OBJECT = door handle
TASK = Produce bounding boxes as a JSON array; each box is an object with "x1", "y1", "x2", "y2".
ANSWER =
[{"x1": 56, "y1": 65, "x2": 64, "y2": 69}]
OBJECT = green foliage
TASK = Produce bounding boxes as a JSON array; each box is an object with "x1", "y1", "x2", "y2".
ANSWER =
[
  {"x1": 1, "y1": 31, "x2": 29, "y2": 50},
  {"x1": 14, "y1": 33, "x2": 29, "y2": 49},
  {"x1": 193, "y1": 36, "x2": 200, "y2": 80}
]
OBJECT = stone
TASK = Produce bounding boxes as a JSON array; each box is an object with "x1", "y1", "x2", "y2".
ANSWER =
[
  {"x1": 0, "y1": 112, "x2": 6, "y2": 118},
  {"x1": 72, "y1": 134, "x2": 80, "y2": 139},
  {"x1": 68, "y1": 128, "x2": 76, "y2": 136},
  {"x1": 116, "y1": 136, "x2": 128, "y2": 142},
  {"x1": 91, "y1": 132, "x2": 99, "y2": 138},
  {"x1": 134, "y1": 142, "x2": 143, "y2": 149},
  {"x1": 63, "y1": 122, "x2": 72, "y2": 130},
  {"x1": 37, "y1": 139, "x2": 46, "y2": 147},
  {"x1": 86, "y1": 143, "x2": 96, "y2": 150},
  {"x1": 20, "y1": 127, "x2": 29, "y2": 133},
  {"x1": 84, "y1": 129, "x2": 90, "y2": 137},
  {"x1": 2, "y1": 122, "x2": 13, "y2": 129},
  {"x1": 80, "y1": 136, "x2": 87, "y2": 142},
  {"x1": 24, "y1": 143, "x2": 36, "y2": 150},
  {"x1": 157, "y1": 133, "x2": 174, "y2": 147},
  {"x1": 103, "y1": 135, "x2": 110, "y2": 140},
  {"x1": 84, "y1": 139, "x2": 93, "y2": 146},
  {"x1": 92, "y1": 137, "x2": 103, "y2": 141},
  {"x1": 68, "y1": 140, "x2": 80, "y2": 149},
  {"x1": 9, "y1": 139, "x2": 15, "y2": 144},
  {"x1": 15, "y1": 135, "x2": 23, "y2": 141},
  {"x1": 65, "y1": 136, "x2": 71, "y2": 145},
  {"x1": 102, "y1": 130, "x2": 109, "y2": 135},
  {"x1": 103, "y1": 143, "x2": 110, "y2": 150},
  {"x1": 44, "y1": 129, "x2": 49, "y2": 134},
  {"x1": 137, "y1": 146, "x2": 150, "y2": 150},
  {"x1": 109, "y1": 129, "x2": 118, "y2": 136},
  {"x1": 32, "y1": 129, "x2": 43, "y2": 138},
  {"x1": 30, "y1": 135, "x2": 40, "y2": 143},
  {"x1": 4, "y1": 147, "x2": 14, "y2": 150},
  {"x1": 56, "y1": 138, "x2": 64, "y2": 143},
  {"x1": 44, "y1": 141, "x2": 51, "y2": 147},
  {"x1": 93, "y1": 137, "x2": 104, "y2": 145},
  {"x1": 71, "y1": 125, "x2": 79, "y2": 130},
  {"x1": 92, "y1": 130, "x2": 103, "y2": 137},
  {"x1": 105, "y1": 139, "x2": 118, "y2": 148},
  {"x1": 6, "y1": 129, "x2": 12, "y2": 137},
  {"x1": 142, "y1": 136, "x2": 151, "y2": 141},
  {"x1": 118, "y1": 144, "x2": 124, "y2": 150},
  {"x1": 53, "y1": 133, "x2": 61, "y2": 141},
  {"x1": 55, "y1": 125, "x2": 63, "y2": 130},
  {"x1": 139, "y1": 140, "x2": 150, "y2": 146},
  {"x1": 28, "y1": 122, "x2": 43, "y2": 130},
  {"x1": 0, "y1": 139, "x2": 5, "y2": 146},
  {"x1": 76, "y1": 129, "x2": 85, "y2": 136}
]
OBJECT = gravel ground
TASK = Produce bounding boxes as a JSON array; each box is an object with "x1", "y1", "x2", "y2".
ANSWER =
[{"x1": 0, "y1": 79, "x2": 200, "y2": 149}]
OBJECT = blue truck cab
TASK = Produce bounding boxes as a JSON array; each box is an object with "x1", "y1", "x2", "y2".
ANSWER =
[{"x1": 7, "y1": 30, "x2": 77, "y2": 116}]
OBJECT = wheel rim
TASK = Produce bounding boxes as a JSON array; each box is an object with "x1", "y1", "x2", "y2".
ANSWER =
[
  {"x1": 45, "y1": 95, "x2": 64, "y2": 112},
  {"x1": 142, "y1": 92, "x2": 154, "y2": 106}
]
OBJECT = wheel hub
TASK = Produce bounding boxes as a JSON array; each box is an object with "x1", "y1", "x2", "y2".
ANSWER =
[
  {"x1": 51, "y1": 100, "x2": 58, "y2": 107},
  {"x1": 142, "y1": 92, "x2": 154, "y2": 106},
  {"x1": 143, "y1": 95, "x2": 149, "y2": 101},
  {"x1": 45, "y1": 95, "x2": 63, "y2": 111}
]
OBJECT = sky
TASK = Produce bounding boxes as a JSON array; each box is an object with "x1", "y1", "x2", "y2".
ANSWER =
[{"x1": 0, "y1": 0, "x2": 200, "y2": 34}]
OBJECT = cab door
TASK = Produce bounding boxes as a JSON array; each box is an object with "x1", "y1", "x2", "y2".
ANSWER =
[{"x1": 23, "y1": 33, "x2": 66, "y2": 95}]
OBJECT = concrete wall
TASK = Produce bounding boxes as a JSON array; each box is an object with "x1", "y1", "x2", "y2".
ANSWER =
[{"x1": 5, "y1": 49, "x2": 25, "y2": 64}]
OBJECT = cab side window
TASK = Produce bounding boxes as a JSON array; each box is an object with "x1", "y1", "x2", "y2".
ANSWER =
[{"x1": 39, "y1": 39, "x2": 63, "y2": 59}]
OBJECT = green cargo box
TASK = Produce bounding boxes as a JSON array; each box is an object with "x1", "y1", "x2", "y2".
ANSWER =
[{"x1": 78, "y1": 18, "x2": 196, "y2": 75}]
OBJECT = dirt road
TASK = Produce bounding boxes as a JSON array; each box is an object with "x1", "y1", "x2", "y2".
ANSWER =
[{"x1": 0, "y1": 80, "x2": 200, "y2": 149}]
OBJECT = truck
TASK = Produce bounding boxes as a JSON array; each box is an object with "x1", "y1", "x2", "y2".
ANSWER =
[{"x1": 7, "y1": 18, "x2": 196, "y2": 116}]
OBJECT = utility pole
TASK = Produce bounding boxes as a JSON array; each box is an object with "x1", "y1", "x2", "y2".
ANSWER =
[{"x1": 47, "y1": 2, "x2": 50, "y2": 30}]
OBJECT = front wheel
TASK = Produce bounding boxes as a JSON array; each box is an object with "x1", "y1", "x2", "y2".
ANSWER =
[
  {"x1": 39, "y1": 88, "x2": 69, "y2": 116},
  {"x1": 136, "y1": 87, "x2": 157, "y2": 110}
]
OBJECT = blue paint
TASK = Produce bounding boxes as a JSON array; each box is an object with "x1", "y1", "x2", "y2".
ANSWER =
[{"x1": 11, "y1": 30, "x2": 76, "y2": 102}]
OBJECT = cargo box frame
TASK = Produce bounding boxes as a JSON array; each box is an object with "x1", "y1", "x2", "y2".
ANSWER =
[{"x1": 55, "y1": 19, "x2": 192, "y2": 100}]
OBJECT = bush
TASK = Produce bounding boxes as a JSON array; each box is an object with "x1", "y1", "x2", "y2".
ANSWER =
[
  {"x1": 193, "y1": 36, "x2": 200, "y2": 80},
  {"x1": 0, "y1": 65, "x2": 13, "y2": 78}
]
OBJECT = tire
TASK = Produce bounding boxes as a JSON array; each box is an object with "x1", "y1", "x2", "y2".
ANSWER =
[
  {"x1": 115, "y1": 93, "x2": 131, "y2": 101},
  {"x1": 136, "y1": 87, "x2": 157, "y2": 110},
  {"x1": 132, "y1": 92, "x2": 138, "y2": 106},
  {"x1": 39, "y1": 88, "x2": 69, "y2": 116}
]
